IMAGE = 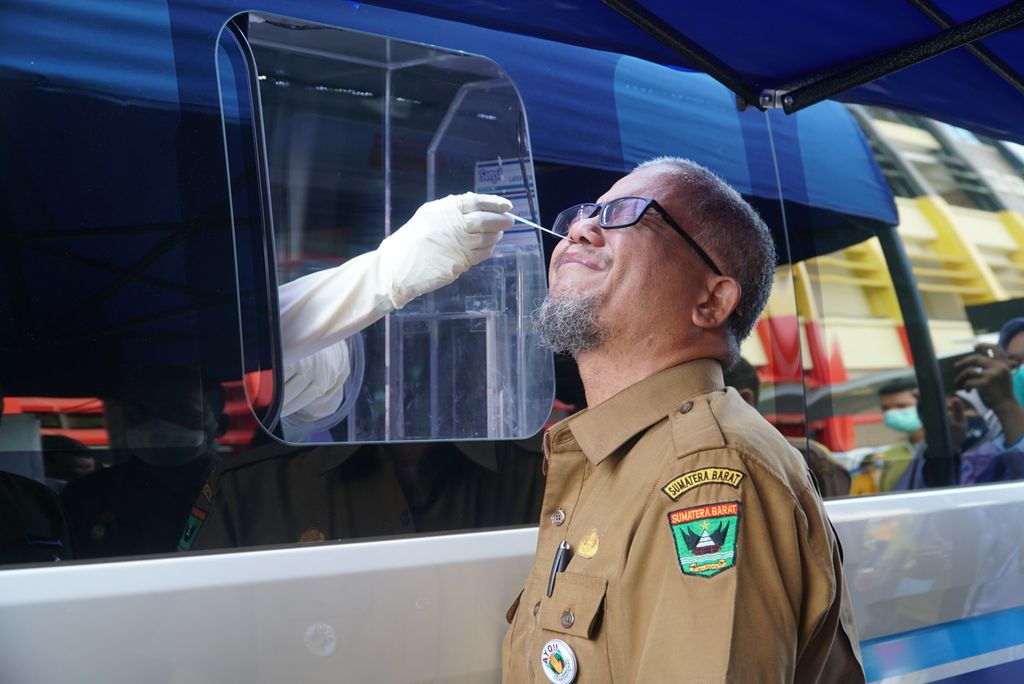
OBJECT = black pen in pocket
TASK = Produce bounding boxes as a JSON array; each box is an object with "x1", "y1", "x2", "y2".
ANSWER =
[{"x1": 547, "y1": 540, "x2": 572, "y2": 597}]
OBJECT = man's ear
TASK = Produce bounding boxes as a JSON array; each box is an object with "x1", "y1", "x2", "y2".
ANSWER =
[{"x1": 692, "y1": 276, "x2": 741, "y2": 330}]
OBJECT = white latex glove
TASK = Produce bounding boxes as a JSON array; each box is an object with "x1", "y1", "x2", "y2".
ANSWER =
[
  {"x1": 281, "y1": 342, "x2": 350, "y2": 424},
  {"x1": 277, "y1": 192, "x2": 513, "y2": 420},
  {"x1": 279, "y1": 192, "x2": 512, "y2": 364},
  {"x1": 377, "y1": 192, "x2": 513, "y2": 309}
]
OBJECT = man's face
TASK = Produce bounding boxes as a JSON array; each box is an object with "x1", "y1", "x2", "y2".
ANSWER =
[
  {"x1": 879, "y1": 389, "x2": 918, "y2": 412},
  {"x1": 546, "y1": 167, "x2": 710, "y2": 340}
]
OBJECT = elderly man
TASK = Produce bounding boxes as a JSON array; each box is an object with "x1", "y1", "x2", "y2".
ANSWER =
[{"x1": 502, "y1": 158, "x2": 863, "y2": 682}]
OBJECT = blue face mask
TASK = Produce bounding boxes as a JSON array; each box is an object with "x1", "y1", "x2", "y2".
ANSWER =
[
  {"x1": 883, "y1": 406, "x2": 922, "y2": 434},
  {"x1": 125, "y1": 418, "x2": 208, "y2": 466},
  {"x1": 1013, "y1": 366, "x2": 1024, "y2": 408}
]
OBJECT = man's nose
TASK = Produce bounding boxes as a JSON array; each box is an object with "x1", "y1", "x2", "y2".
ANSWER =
[{"x1": 566, "y1": 214, "x2": 606, "y2": 247}]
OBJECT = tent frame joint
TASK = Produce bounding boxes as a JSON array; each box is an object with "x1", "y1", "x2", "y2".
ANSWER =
[{"x1": 758, "y1": 89, "x2": 792, "y2": 110}]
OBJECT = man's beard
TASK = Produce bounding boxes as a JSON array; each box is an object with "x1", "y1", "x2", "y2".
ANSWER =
[{"x1": 532, "y1": 290, "x2": 607, "y2": 357}]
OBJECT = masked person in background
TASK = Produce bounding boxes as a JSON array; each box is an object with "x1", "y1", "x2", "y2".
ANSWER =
[
  {"x1": 859, "y1": 319, "x2": 1024, "y2": 495},
  {"x1": 871, "y1": 378, "x2": 927, "y2": 493},
  {"x1": 275, "y1": 193, "x2": 513, "y2": 440},
  {"x1": 947, "y1": 389, "x2": 1003, "y2": 484},
  {"x1": 872, "y1": 379, "x2": 990, "y2": 492},
  {"x1": 61, "y1": 367, "x2": 225, "y2": 558},
  {"x1": 951, "y1": 320, "x2": 1024, "y2": 483}
]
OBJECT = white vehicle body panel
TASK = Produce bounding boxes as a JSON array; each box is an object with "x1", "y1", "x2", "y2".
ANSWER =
[{"x1": 3, "y1": 482, "x2": 1024, "y2": 682}]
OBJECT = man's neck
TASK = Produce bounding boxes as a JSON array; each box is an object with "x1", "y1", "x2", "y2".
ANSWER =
[{"x1": 576, "y1": 346, "x2": 698, "y2": 407}]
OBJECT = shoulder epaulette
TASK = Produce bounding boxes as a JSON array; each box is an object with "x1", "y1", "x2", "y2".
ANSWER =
[{"x1": 669, "y1": 396, "x2": 728, "y2": 458}]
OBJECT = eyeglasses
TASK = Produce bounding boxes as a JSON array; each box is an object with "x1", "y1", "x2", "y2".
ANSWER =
[{"x1": 551, "y1": 196, "x2": 722, "y2": 276}]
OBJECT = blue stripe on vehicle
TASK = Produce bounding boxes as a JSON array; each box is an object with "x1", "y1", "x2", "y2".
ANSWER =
[
  {"x1": 932, "y1": 655, "x2": 1024, "y2": 683},
  {"x1": 862, "y1": 605, "x2": 1024, "y2": 681}
]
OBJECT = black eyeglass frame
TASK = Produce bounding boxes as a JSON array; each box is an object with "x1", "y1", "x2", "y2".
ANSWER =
[{"x1": 552, "y1": 196, "x2": 723, "y2": 276}]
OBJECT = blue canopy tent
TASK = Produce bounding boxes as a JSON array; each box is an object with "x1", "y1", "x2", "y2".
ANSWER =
[
  {"x1": 0, "y1": 0, "x2": 898, "y2": 263},
  {"x1": 0, "y1": 0, "x2": 899, "y2": 266},
  {"x1": 323, "y1": 5, "x2": 898, "y2": 263},
  {"x1": 361, "y1": 0, "x2": 1024, "y2": 146}
]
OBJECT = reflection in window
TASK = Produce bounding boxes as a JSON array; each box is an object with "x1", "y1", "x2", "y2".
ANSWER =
[
  {"x1": 862, "y1": 107, "x2": 1000, "y2": 211},
  {"x1": 798, "y1": 107, "x2": 1024, "y2": 496}
]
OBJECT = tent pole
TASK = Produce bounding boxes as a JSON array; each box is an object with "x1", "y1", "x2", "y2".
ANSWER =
[
  {"x1": 782, "y1": 1, "x2": 1024, "y2": 113},
  {"x1": 908, "y1": 0, "x2": 1024, "y2": 97},
  {"x1": 873, "y1": 223, "x2": 958, "y2": 488}
]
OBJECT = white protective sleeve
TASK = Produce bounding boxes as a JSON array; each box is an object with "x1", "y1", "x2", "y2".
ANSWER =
[{"x1": 278, "y1": 192, "x2": 513, "y2": 424}]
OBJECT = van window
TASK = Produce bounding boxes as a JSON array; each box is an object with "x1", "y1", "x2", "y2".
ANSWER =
[{"x1": 0, "y1": 15, "x2": 556, "y2": 567}]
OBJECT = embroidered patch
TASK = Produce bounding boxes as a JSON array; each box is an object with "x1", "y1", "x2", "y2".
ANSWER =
[
  {"x1": 668, "y1": 501, "x2": 740, "y2": 578},
  {"x1": 578, "y1": 529, "x2": 599, "y2": 559},
  {"x1": 177, "y1": 506, "x2": 208, "y2": 552},
  {"x1": 201, "y1": 483, "x2": 214, "y2": 501},
  {"x1": 540, "y1": 639, "x2": 578, "y2": 684},
  {"x1": 661, "y1": 467, "x2": 745, "y2": 501}
]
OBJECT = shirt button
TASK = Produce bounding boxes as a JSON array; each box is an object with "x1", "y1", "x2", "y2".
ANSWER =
[
  {"x1": 550, "y1": 508, "x2": 566, "y2": 526},
  {"x1": 680, "y1": 401, "x2": 694, "y2": 414},
  {"x1": 533, "y1": 601, "x2": 541, "y2": 616},
  {"x1": 560, "y1": 610, "x2": 575, "y2": 629}
]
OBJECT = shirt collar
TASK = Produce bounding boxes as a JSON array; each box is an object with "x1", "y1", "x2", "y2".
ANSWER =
[{"x1": 549, "y1": 359, "x2": 724, "y2": 466}]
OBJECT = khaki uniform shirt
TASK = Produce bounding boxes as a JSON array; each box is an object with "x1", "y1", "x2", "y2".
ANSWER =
[
  {"x1": 185, "y1": 440, "x2": 545, "y2": 551},
  {"x1": 502, "y1": 360, "x2": 863, "y2": 683}
]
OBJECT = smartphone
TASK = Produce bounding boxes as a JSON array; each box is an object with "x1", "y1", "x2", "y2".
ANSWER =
[{"x1": 938, "y1": 350, "x2": 975, "y2": 392}]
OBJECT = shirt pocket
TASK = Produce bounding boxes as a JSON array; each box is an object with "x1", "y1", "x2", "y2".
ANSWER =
[
  {"x1": 540, "y1": 572, "x2": 607, "y2": 638},
  {"x1": 538, "y1": 572, "x2": 612, "y2": 682}
]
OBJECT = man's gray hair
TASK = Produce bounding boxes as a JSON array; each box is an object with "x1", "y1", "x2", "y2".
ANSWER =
[{"x1": 634, "y1": 157, "x2": 776, "y2": 366}]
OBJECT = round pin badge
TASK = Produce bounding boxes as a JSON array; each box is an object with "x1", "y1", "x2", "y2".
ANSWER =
[{"x1": 540, "y1": 639, "x2": 578, "y2": 684}]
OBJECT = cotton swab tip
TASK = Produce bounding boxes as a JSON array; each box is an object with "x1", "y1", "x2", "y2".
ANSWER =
[{"x1": 505, "y1": 213, "x2": 564, "y2": 239}]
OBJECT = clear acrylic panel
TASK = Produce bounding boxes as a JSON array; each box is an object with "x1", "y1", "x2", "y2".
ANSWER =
[{"x1": 226, "y1": 15, "x2": 554, "y2": 443}]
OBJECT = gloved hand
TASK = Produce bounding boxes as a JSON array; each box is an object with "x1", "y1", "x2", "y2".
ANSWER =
[
  {"x1": 377, "y1": 192, "x2": 513, "y2": 308},
  {"x1": 278, "y1": 193, "x2": 513, "y2": 416},
  {"x1": 281, "y1": 342, "x2": 350, "y2": 425}
]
